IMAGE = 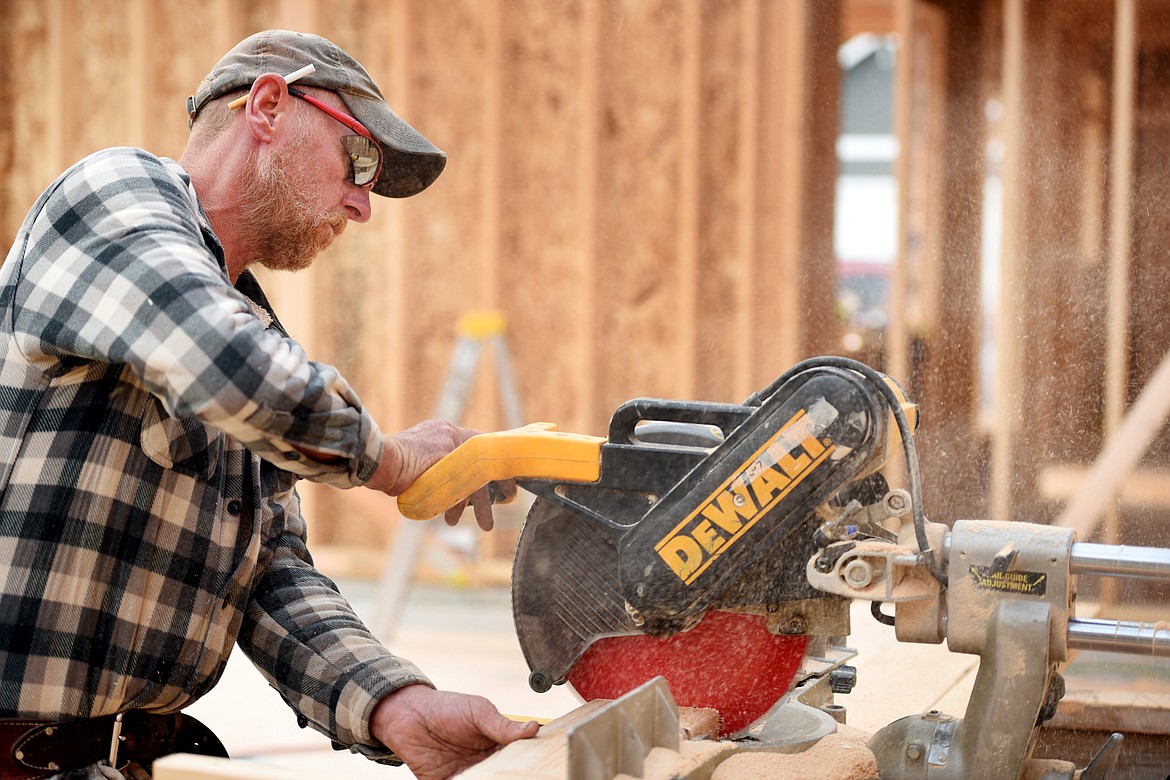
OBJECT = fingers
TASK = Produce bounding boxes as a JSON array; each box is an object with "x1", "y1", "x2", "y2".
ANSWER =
[
  {"x1": 511, "y1": 719, "x2": 541, "y2": 741},
  {"x1": 371, "y1": 687, "x2": 539, "y2": 780},
  {"x1": 441, "y1": 478, "x2": 516, "y2": 530},
  {"x1": 493, "y1": 479, "x2": 518, "y2": 504},
  {"x1": 469, "y1": 488, "x2": 494, "y2": 531},
  {"x1": 443, "y1": 500, "x2": 467, "y2": 526},
  {"x1": 441, "y1": 488, "x2": 494, "y2": 530},
  {"x1": 379, "y1": 418, "x2": 523, "y2": 531},
  {"x1": 491, "y1": 715, "x2": 541, "y2": 745},
  {"x1": 465, "y1": 699, "x2": 540, "y2": 746}
]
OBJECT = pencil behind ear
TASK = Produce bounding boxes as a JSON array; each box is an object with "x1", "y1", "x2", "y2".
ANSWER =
[{"x1": 228, "y1": 63, "x2": 316, "y2": 111}]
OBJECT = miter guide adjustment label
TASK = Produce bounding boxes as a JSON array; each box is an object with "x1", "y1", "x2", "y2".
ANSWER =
[{"x1": 968, "y1": 566, "x2": 1047, "y2": 597}]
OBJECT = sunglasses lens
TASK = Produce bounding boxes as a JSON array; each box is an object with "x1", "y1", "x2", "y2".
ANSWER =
[{"x1": 341, "y1": 135, "x2": 381, "y2": 186}]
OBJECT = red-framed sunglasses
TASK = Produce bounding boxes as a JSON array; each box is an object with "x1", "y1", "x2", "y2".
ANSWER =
[{"x1": 286, "y1": 86, "x2": 383, "y2": 188}]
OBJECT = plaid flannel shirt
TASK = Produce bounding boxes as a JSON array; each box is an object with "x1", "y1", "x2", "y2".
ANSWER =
[{"x1": 0, "y1": 147, "x2": 430, "y2": 756}]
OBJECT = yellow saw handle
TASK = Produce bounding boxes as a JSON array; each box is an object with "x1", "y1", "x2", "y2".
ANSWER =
[{"x1": 396, "y1": 422, "x2": 606, "y2": 520}]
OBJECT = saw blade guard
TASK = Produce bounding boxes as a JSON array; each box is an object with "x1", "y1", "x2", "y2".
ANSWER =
[{"x1": 615, "y1": 365, "x2": 899, "y2": 628}]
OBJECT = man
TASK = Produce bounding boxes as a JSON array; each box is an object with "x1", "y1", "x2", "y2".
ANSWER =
[{"x1": 0, "y1": 29, "x2": 538, "y2": 780}]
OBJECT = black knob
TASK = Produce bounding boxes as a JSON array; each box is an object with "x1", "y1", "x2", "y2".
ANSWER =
[{"x1": 830, "y1": 665, "x2": 858, "y2": 694}]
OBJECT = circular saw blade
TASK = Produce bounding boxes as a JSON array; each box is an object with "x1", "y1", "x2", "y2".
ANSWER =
[{"x1": 566, "y1": 610, "x2": 808, "y2": 735}]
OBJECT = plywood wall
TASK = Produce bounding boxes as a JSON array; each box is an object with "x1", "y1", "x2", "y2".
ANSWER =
[
  {"x1": 3, "y1": 0, "x2": 1168, "y2": 582},
  {"x1": 0, "y1": 0, "x2": 841, "y2": 555}
]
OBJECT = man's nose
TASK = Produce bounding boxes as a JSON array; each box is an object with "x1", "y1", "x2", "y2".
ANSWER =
[{"x1": 344, "y1": 186, "x2": 373, "y2": 223}]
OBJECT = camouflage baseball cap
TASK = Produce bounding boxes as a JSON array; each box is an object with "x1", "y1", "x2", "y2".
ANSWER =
[{"x1": 186, "y1": 30, "x2": 446, "y2": 198}]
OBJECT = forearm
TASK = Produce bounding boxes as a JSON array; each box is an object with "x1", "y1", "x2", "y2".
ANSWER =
[
  {"x1": 11, "y1": 154, "x2": 383, "y2": 487},
  {"x1": 238, "y1": 501, "x2": 430, "y2": 749}
]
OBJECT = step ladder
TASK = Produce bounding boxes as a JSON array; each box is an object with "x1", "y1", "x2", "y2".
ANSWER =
[{"x1": 369, "y1": 310, "x2": 524, "y2": 637}]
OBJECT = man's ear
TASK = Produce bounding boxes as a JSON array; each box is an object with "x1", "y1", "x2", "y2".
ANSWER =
[{"x1": 243, "y1": 73, "x2": 292, "y2": 142}]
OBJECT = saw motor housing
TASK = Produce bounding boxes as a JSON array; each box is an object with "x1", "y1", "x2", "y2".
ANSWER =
[{"x1": 511, "y1": 361, "x2": 915, "y2": 692}]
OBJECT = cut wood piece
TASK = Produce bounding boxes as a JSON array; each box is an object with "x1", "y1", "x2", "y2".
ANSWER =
[{"x1": 458, "y1": 697, "x2": 729, "y2": 779}]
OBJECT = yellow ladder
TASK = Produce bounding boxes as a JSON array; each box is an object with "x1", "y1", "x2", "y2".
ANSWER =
[{"x1": 369, "y1": 311, "x2": 524, "y2": 637}]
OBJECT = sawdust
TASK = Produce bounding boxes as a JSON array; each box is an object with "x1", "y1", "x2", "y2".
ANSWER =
[
  {"x1": 618, "y1": 740, "x2": 738, "y2": 780},
  {"x1": 709, "y1": 724, "x2": 879, "y2": 780},
  {"x1": 609, "y1": 709, "x2": 733, "y2": 780},
  {"x1": 679, "y1": 706, "x2": 722, "y2": 740}
]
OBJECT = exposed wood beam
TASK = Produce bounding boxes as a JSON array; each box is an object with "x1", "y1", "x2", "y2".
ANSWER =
[
  {"x1": 1055, "y1": 347, "x2": 1170, "y2": 538},
  {"x1": 1102, "y1": 0, "x2": 1137, "y2": 547},
  {"x1": 1043, "y1": 465, "x2": 1170, "y2": 509},
  {"x1": 991, "y1": 0, "x2": 1026, "y2": 520}
]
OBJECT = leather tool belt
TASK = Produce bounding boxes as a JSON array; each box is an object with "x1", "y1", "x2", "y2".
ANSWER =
[{"x1": 0, "y1": 711, "x2": 227, "y2": 779}]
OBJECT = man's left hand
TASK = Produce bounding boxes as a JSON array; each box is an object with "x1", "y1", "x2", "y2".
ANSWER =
[{"x1": 370, "y1": 684, "x2": 539, "y2": 780}]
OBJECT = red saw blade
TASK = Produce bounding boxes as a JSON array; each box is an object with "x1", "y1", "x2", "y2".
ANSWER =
[{"x1": 566, "y1": 610, "x2": 808, "y2": 735}]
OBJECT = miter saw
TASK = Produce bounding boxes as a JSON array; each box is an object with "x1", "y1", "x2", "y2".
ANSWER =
[{"x1": 398, "y1": 356, "x2": 1170, "y2": 779}]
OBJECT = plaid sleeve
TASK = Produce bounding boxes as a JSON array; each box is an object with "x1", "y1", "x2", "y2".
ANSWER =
[
  {"x1": 237, "y1": 479, "x2": 431, "y2": 753},
  {"x1": 12, "y1": 148, "x2": 382, "y2": 487}
]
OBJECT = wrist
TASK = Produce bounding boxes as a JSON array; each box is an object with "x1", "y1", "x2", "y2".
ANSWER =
[
  {"x1": 371, "y1": 683, "x2": 430, "y2": 742},
  {"x1": 370, "y1": 435, "x2": 408, "y2": 494}
]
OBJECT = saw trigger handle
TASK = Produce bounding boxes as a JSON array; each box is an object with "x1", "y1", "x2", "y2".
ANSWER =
[
  {"x1": 607, "y1": 398, "x2": 750, "y2": 445},
  {"x1": 396, "y1": 422, "x2": 606, "y2": 520}
]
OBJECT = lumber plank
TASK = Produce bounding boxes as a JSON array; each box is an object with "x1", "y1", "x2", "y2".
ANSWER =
[{"x1": 457, "y1": 700, "x2": 726, "y2": 779}]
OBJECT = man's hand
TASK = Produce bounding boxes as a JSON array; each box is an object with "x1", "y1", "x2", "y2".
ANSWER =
[
  {"x1": 366, "y1": 420, "x2": 517, "y2": 530},
  {"x1": 370, "y1": 684, "x2": 539, "y2": 780}
]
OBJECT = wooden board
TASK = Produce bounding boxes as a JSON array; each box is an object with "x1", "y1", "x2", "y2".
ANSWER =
[
  {"x1": 457, "y1": 700, "x2": 729, "y2": 780},
  {"x1": 1035, "y1": 647, "x2": 1170, "y2": 780},
  {"x1": 457, "y1": 701, "x2": 880, "y2": 780}
]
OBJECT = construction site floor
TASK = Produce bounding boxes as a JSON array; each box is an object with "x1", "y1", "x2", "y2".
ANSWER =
[
  {"x1": 181, "y1": 574, "x2": 1170, "y2": 778},
  {"x1": 186, "y1": 579, "x2": 579, "y2": 777},
  {"x1": 184, "y1": 578, "x2": 991, "y2": 778}
]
